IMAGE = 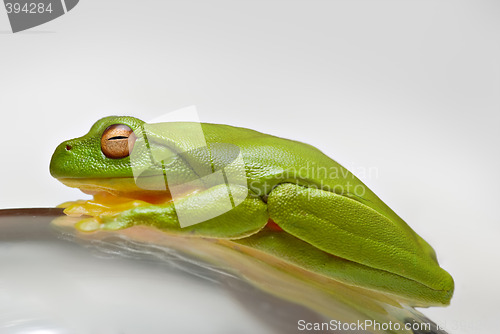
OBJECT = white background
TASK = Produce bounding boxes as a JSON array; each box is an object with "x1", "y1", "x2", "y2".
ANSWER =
[{"x1": 0, "y1": 1, "x2": 499, "y2": 333}]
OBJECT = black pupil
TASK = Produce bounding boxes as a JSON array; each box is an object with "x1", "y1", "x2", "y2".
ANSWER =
[{"x1": 108, "y1": 136, "x2": 128, "y2": 140}]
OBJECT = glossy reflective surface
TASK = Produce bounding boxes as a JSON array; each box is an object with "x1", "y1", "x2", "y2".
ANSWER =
[{"x1": 0, "y1": 209, "x2": 335, "y2": 334}]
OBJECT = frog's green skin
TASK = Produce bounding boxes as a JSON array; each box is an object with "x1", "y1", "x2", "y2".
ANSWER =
[{"x1": 50, "y1": 116, "x2": 454, "y2": 307}]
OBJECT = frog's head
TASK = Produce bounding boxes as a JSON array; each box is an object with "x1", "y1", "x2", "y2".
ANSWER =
[{"x1": 50, "y1": 116, "x2": 197, "y2": 200}]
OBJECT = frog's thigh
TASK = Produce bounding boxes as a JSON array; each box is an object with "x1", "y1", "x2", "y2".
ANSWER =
[
  {"x1": 266, "y1": 183, "x2": 453, "y2": 304},
  {"x1": 106, "y1": 184, "x2": 269, "y2": 239},
  {"x1": 266, "y1": 183, "x2": 420, "y2": 273}
]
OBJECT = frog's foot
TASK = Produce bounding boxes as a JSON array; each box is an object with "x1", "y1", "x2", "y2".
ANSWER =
[{"x1": 58, "y1": 192, "x2": 152, "y2": 232}]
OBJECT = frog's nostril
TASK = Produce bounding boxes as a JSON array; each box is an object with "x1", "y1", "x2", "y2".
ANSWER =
[{"x1": 65, "y1": 144, "x2": 72, "y2": 151}]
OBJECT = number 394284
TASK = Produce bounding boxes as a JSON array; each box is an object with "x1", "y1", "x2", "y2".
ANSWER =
[{"x1": 5, "y1": 2, "x2": 53, "y2": 14}]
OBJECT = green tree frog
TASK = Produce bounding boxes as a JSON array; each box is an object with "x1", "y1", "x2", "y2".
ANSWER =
[{"x1": 50, "y1": 116, "x2": 454, "y2": 308}]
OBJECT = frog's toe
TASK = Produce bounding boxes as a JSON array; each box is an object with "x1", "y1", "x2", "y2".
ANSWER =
[
  {"x1": 74, "y1": 217, "x2": 102, "y2": 232},
  {"x1": 63, "y1": 202, "x2": 94, "y2": 217},
  {"x1": 57, "y1": 200, "x2": 87, "y2": 209}
]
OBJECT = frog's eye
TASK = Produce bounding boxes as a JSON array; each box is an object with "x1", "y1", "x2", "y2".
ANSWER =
[{"x1": 101, "y1": 124, "x2": 136, "y2": 159}]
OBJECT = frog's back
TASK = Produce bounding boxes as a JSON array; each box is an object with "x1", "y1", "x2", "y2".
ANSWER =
[
  {"x1": 148, "y1": 122, "x2": 407, "y2": 231},
  {"x1": 199, "y1": 123, "x2": 416, "y2": 239},
  {"x1": 199, "y1": 123, "x2": 360, "y2": 196}
]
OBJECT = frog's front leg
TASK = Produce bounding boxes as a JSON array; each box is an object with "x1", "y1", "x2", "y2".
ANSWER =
[{"x1": 73, "y1": 184, "x2": 269, "y2": 239}]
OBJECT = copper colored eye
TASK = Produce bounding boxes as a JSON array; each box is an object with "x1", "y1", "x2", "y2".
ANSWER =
[{"x1": 101, "y1": 124, "x2": 136, "y2": 159}]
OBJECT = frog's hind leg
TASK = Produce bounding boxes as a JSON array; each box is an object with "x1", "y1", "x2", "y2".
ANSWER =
[{"x1": 266, "y1": 182, "x2": 453, "y2": 305}]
